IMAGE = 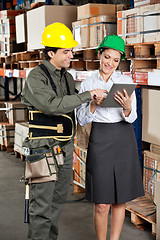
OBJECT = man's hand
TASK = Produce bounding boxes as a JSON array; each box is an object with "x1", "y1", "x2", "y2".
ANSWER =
[{"x1": 89, "y1": 89, "x2": 107, "y2": 101}]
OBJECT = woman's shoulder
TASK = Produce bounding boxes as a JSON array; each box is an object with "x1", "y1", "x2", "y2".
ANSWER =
[
  {"x1": 114, "y1": 71, "x2": 133, "y2": 83},
  {"x1": 81, "y1": 70, "x2": 98, "y2": 87}
]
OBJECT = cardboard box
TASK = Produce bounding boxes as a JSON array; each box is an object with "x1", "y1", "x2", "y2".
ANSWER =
[
  {"x1": 14, "y1": 122, "x2": 29, "y2": 155},
  {"x1": 77, "y1": 4, "x2": 116, "y2": 20},
  {"x1": 0, "y1": 102, "x2": 8, "y2": 122},
  {"x1": 5, "y1": 101, "x2": 28, "y2": 124},
  {"x1": 89, "y1": 15, "x2": 117, "y2": 47},
  {"x1": 0, "y1": 123, "x2": 15, "y2": 147},
  {"x1": 118, "y1": 4, "x2": 160, "y2": 44},
  {"x1": 134, "y1": 0, "x2": 160, "y2": 7},
  {"x1": 27, "y1": 5, "x2": 77, "y2": 51},
  {"x1": 117, "y1": 8, "x2": 142, "y2": 44},
  {"x1": 72, "y1": 20, "x2": 82, "y2": 49},
  {"x1": 76, "y1": 122, "x2": 92, "y2": 149},
  {"x1": 72, "y1": 18, "x2": 90, "y2": 49},
  {"x1": 156, "y1": 180, "x2": 160, "y2": 239},
  {"x1": 15, "y1": 13, "x2": 27, "y2": 44},
  {"x1": 0, "y1": 10, "x2": 23, "y2": 19},
  {"x1": 142, "y1": 88, "x2": 160, "y2": 145},
  {"x1": 140, "y1": 4, "x2": 160, "y2": 43},
  {"x1": 143, "y1": 150, "x2": 160, "y2": 202}
]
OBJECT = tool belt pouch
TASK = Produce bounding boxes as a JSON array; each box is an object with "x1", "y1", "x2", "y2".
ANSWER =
[
  {"x1": 25, "y1": 146, "x2": 63, "y2": 180},
  {"x1": 29, "y1": 111, "x2": 74, "y2": 141}
]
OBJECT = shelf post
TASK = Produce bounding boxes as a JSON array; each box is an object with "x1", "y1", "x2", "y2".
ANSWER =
[
  {"x1": 133, "y1": 87, "x2": 142, "y2": 169},
  {"x1": 4, "y1": 77, "x2": 9, "y2": 101}
]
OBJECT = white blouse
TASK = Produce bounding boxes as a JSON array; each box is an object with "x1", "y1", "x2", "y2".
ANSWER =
[{"x1": 77, "y1": 70, "x2": 137, "y2": 126}]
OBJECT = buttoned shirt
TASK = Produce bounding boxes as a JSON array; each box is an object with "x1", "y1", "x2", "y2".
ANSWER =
[{"x1": 77, "y1": 70, "x2": 137, "y2": 126}]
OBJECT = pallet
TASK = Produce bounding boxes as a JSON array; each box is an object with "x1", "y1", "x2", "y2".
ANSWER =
[
  {"x1": 14, "y1": 150, "x2": 25, "y2": 161},
  {"x1": 126, "y1": 42, "x2": 160, "y2": 71},
  {"x1": 0, "y1": 144, "x2": 13, "y2": 153},
  {"x1": 126, "y1": 196, "x2": 156, "y2": 235},
  {"x1": 73, "y1": 182, "x2": 85, "y2": 194}
]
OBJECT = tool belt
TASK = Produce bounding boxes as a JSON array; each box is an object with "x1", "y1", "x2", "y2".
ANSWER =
[
  {"x1": 29, "y1": 110, "x2": 74, "y2": 141},
  {"x1": 25, "y1": 145, "x2": 64, "y2": 180}
]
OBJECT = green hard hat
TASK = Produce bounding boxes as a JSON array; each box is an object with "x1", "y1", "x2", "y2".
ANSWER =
[{"x1": 97, "y1": 35, "x2": 126, "y2": 60}]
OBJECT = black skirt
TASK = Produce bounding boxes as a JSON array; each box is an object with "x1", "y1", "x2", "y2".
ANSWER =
[{"x1": 86, "y1": 121, "x2": 144, "y2": 204}]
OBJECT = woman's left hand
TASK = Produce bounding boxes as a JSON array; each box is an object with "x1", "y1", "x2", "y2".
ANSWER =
[{"x1": 114, "y1": 89, "x2": 133, "y2": 116}]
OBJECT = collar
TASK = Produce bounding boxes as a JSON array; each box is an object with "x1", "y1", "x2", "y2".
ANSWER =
[
  {"x1": 97, "y1": 70, "x2": 117, "y2": 83},
  {"x1": 42, "y1": 60, "x2": 67, "y2": 78}
]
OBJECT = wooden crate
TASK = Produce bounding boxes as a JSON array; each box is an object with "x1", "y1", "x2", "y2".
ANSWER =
[
  {"x1": 143, "y1": 150, "x2": 160, "y2": 203},
  {"x1": 14, "y1": 122, "x2": 29, "y2": 156}
]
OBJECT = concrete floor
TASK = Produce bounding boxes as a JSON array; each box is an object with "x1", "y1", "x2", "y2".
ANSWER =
[{"x1": 0, "y1": 150, "x2": 156, "y2": 240}]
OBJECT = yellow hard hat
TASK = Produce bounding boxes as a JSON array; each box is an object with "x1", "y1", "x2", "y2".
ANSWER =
[{"x1": 41, "y1": 22, "x2": 78, "y2": 48}]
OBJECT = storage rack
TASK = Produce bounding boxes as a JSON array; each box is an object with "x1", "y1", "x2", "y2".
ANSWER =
[{"x1": 0, "y1": 0, "x2": 53, "y2": 101}]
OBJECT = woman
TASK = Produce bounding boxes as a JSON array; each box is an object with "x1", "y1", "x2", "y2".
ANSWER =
[{"x1": 77, "y1": 35, "x2": 144, "y2": 240}]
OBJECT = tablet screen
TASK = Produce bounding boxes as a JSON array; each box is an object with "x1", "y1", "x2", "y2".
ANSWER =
[{"x1": 101, "y1": 83, "x2": 137, "y2": 108}]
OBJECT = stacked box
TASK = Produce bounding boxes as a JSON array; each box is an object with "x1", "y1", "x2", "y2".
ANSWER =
[
  {"x1": 0, "y1": 122, "x2": 15, "y2": 147},
  {"x1": 77, "y1": 4, "x2": 116, "y2": 20},
  {"x1": 156, "y1": 179, "x2": 160, "y2": 239},
  {"x1": 73, "y1": 145, "x2": 87, "y2": 188},
  {"x1": 142, "y1": 88, "x2": 160, "y2": 145},
  {"x1": 4, "y1": 101, "x2": 28, "y2": 124},
  {"x1": 117, "y1": 8, "x2": 141, "y2": 44},
  {"x1": 27, "y1": 5, "x2": 77, "y2": 51},
  {"x1": 0, "y1": 10, "x2": 23, "y2": 19},
  {"x1": 89, "y1": 15, "x2": 117, "y2": 47},
  {"x1": 76, "y1": 122, "x2": 92, "y2": 149},
  {"x1": 143, "y1": 150, "x2": 160, "y2": 203},
  {"x1": 117, "y1": 3, "x2": 160, "y2": 44},
  {"x1": 14, "y1": 122, "x2": 29, "y2": 155},
  {"x1": 72, "y1": 19, "x2": 90, "y2": 49},
  {"x1": 150, "y1": 143, "x2": 160, "y2": 155},
  {"x1": 0, "y1": 10, "x2": 23, "y2": 56},
  {"x1": 0, "y1": 102, "x2": 8, "y2": 122},
  {"x1": 15, "y1": 13, "x2": 27, "y2": 44},
  {"x1": 72, "y1": 15, "x2": 117, "y2": 49},
  {"x1": 134, "y1": 0, "x2": 160, "y2": 8}
]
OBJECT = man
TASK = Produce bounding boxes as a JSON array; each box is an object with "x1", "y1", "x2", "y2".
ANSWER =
[{"x1": 21, "y1": 22, "x2": 106, "y2": 240}]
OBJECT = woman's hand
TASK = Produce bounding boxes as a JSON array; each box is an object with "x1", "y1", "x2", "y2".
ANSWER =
[{"x1": 114, "y1": 89, "x2": 133, "y2": 117}]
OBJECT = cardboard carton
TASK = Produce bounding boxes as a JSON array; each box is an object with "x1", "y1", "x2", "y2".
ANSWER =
[{"x1": 27, "y1": 5, "x2": 77, "y2": 50}]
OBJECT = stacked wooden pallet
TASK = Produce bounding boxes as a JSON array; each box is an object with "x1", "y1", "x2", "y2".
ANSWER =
[
  {"x1": 0, "y1": 50, "x2": 43, "y2": 69},
  {"x1": 0, "y1": 101, "x2": 28, "y2": 152},
  {"x1": 126, "y1": 144, "x2": 160, "y2": 236},
  {"x1": 72, "y1": 48, "x2": 130, "y2": 72}
]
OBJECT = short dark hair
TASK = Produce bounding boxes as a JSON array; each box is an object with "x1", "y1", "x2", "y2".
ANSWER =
[{"x1": 43, "y1": 46, "x2": 60, "y2": 60}]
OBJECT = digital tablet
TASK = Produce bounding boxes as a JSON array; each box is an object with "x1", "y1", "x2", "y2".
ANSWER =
[{"x1": 101, "y1": 83, "x2": 137, "y2": 108}]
